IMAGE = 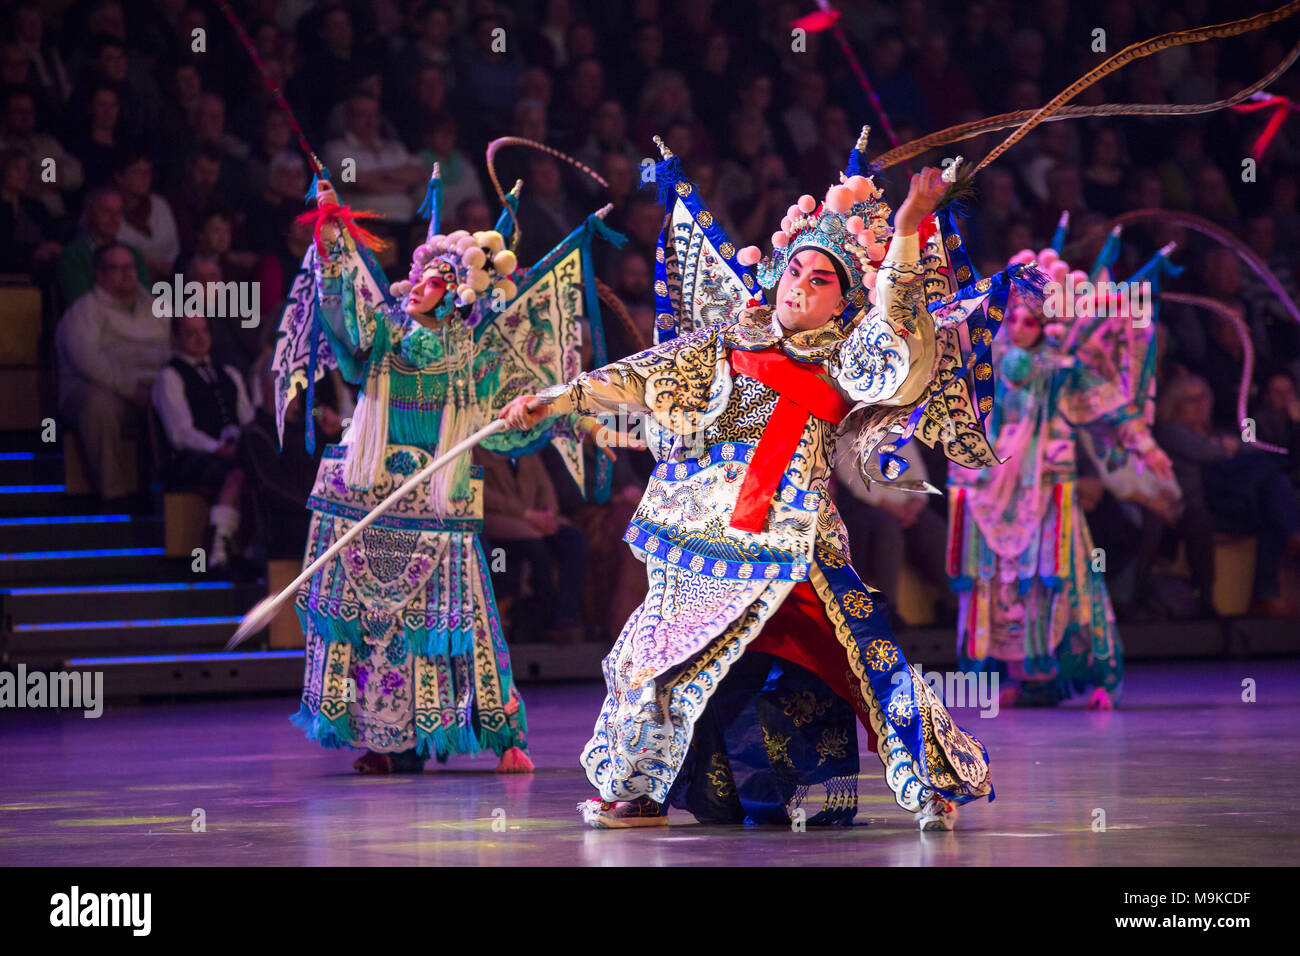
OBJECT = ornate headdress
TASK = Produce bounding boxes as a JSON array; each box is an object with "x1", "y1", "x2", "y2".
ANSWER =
[
  {"x1": 386, "y1": 164, "x2": 520, "y2": 327},
  {"x1": 737, "y1": 126, "x2": 893, "y2": 321}
]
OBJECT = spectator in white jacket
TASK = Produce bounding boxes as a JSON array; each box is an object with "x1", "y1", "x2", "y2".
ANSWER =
[{"x1": 55, "y1": 241, "x2": 170, "y2": 500}]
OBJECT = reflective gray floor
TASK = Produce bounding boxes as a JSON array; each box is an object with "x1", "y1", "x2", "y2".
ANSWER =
[{"x1": 1, "y1": 660, "x2": 1295, "y2": 866}]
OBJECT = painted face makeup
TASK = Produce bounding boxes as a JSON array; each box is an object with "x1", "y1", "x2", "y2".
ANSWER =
[{"x1": 773, "y1": 249, "x2": 846, "y2": 334}]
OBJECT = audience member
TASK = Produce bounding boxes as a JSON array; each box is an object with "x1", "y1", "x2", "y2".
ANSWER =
[{"x1": 55, "y1": 241, "x2": 169, "y2": 500}]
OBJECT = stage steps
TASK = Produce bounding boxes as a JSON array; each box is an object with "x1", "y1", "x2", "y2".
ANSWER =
[{"x1": 0, "y1": 429, "x2": 281, "y2": 696}]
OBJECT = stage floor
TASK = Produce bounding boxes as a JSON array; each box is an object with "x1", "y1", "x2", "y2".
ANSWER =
[{"x1": 1, "y1": 660, "x2": 1295, "y2": 866}]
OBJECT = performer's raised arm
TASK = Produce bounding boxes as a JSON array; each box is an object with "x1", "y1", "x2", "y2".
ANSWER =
[
  {"x1": 832, "y1": 166, "x2": 946, "y2": 408},
  {"x1": 305, "y1": 181, "x2": 392, "y2": 373}
]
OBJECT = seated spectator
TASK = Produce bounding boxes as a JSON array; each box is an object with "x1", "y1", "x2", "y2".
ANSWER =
[
  {"x1": 514, "y1": 153, "x2": 579, "y2": 266},
  {"x1": 1155, "y1": 373, "x2": 1300, "y2": 617},
  {"x1": 70, "y1": 84, "x2": 125, "y2": 191},
  {"x1": 158, "y1": 62, "x2": 204, "y2": 156},
  {"x1": 0, "y1": 149, "x2": 61, "y2": 277},
  {"x1": 253, "y1": 206, "x2": 315, "y2": 330},
  {"x1": 323, "y1": 91, "x2": 425, "y2": 225},
  {"x1": 180, "y1": 254, "x2": 261, "y2": 375},
  {"x1": 1242, "y1": 214, "x2": 1300, "y2": 367},
  {"x1": 1253, "y1": 370, "x2": 1300, "y2": 483},
  {"x1": 113, "y1": 151, "x2": 179, "y2": 282},
  {"x1": 414, "y1": 113, "x2": 484, "y2": 225},
  {"x1": 476, "y1": 447, "x2": 588, "y2": 643},
  {"x1": 166, "y1": 145, "x2": 227, "y2": 253},
  {"x1": 187, "y1": 92, "x2": 251, "y2": 210},
  {"x1": 573, "y1": 99, "x2": 639, "y2": 194},
  {"x1": 1081, "y1": 127, "x2": 1129, "y2": 218},
  {"x1": 55, "y1": 241, "x2": 170, "y2": 501},
  {"x1": 56, "y1": 186, "x2": 147, "y2": 305},
  {"x1": 244, "y1": 150, "x2": 308, "y2": 256},
  {"x1": 195, "y1": 210, "x2": 257, "y2": 280},
  {"x1": 68, "y1": 35, "x2": 160, "y2": 150},
  {"x1": 10, "y1": 2, "x2": 72, "y2": 109},
  {"x1": 830, "y1": 443, "x2": 955, "y2": 628},
  {"x1": 152, "y1": 312, "x2": 255, "y2": 571},
  {"x1": 449, "y1": 197, "x2": 493, "y2": 234},
  {"x1": 0, "y1": 87, "x2": 82, "y2": 222}
]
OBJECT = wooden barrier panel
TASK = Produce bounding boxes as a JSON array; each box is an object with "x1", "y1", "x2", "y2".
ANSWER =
[
  {"x1": 266, "y1": 558, "x2": 305, "y2": 649},
  {"x1": 0, "y1": 285, "x2": 42, "y2": 367},
  {"x1": 164, "y1": 491, "x2": 209, "y2": 556}
]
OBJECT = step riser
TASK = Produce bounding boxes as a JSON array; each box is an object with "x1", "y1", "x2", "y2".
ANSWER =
[
  {"x1": 67, "y1": 657, "x2": 304, "y2": 699},
  {"x1": 6, "y1": 623, "x2": 245, "y2": 661},
  {"x1": 0, "y1": 555, "x2": 186, "y2": 584},
  {"x1": 1, "y1": 586, "x2": 263, "y2": 623},
  {"x1": 0, "y1": 458, "x2": 64, "y2": 484},
  {"x1": 0, "y1": 491, "x2": 70, "y2": 516},
  {"x1": 0, "y1": 520, "x2": 163, "y2": 552}
]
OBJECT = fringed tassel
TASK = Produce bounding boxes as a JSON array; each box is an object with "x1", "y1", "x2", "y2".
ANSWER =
[
  {"x1": 587, "y1": 214, "x2": 628, "y2": 250},
  {"x1": 343, "y1": 352, "x2": 390, "y2": 492},
  {"x1": 296, "y1": 204, "x2": 390, "y2": 255},
  {"x1": 429, "y1": 335, "x2": 479, "y2": 516},
  {"x1": 290, "y1": 702, "x2": 352, "y2": 750},
  {"x1": 303, "y1": 168, "x2": 329, "y2": 204}
]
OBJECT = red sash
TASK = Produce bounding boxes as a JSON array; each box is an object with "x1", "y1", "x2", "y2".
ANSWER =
[{"x1": 727, "y1": 348, "x2": 851, "y2": 533}]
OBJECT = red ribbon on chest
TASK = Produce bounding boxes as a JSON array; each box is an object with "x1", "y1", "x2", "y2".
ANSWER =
[{"x1": 727, "y1": 348, "x2": 851, "y2": 533}]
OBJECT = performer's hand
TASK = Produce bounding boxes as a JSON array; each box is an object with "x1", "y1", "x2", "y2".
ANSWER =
[
  {"x1": 895, "y1": 166, "x2": 945, "y2": 237},
  {"x1": 315, "y1": 180, "x2": 339, "y2": 208},
  {"x1": 499, "y1": 394, "x2": 547, "y2": 431}
]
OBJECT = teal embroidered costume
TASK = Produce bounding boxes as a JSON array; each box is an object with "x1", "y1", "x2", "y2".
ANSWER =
[{"x1": 275, "y1": 165, "x2": 618, "y2": 765}]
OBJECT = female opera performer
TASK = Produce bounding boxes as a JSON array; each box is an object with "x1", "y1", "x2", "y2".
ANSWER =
[
  {"x1": 284, "y1": 176, "x2": 534, "y2": 774},
  {"x1": 946, "y1": 243, "x2": 1176, "y2": 710}
]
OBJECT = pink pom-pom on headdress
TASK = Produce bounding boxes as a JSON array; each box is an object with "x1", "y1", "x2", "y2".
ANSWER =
[
  {"x1": 867, "y1": 241, "x2": 887, "y2": 261},
  {"x1": 825, "y1": 184, "x2": 854, "y2": 214},
  {"x1": 846, "y1": 175, "x2": 873, "y2": 202},
  {"x1": 845, "y1": 215, "x2": 865, "y2": 234},
  {"x1": 1009, "y1": 249, "x2": 1036, "y2": 266},
  {"x1": 772, "y1": 231, "x2": 790, "y2": 248},
  {"x1": 863, "y1": 269, "x2": 878, "y2": 290},
  {"x1": 786, "y1": 204, "x2": 802, "y2": 222},
  {"x1": 1037, "y1": 248, "x2": 1059, "y2": 270},
  {"x1": 780, "y1": 216, "x2": 793, "y2": 233},
  {"x1": 1049, "y1": 261, "x2": 1069, "y2": 286},
  {"x1": 797, "y1": 194, "x2": 817, "y2": 213},
  {"x1": 737, "y1": 245, "x2": 762, "y2": 266}
]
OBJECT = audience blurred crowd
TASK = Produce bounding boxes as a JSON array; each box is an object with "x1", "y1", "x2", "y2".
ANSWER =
[{"x1": 3, "y1": 0, "x2": 1299, "y2": 631}]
